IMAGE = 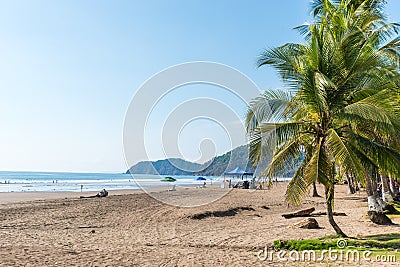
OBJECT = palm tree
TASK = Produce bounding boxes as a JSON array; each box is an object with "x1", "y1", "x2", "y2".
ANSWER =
[
  {"x1": 246, "y1": 0, "x2": 400, "y2": 236},
  {"x1": 311, "y1": 0, "x2": 400, "y2": 212}
]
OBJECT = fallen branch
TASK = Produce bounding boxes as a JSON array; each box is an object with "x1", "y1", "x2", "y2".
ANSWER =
[
  {"x1": 311, "y1": 211, "x2": 347, "y2": 216},
  {"x1": 78, "y1": 226, "x2": 100, "y2": 229}
]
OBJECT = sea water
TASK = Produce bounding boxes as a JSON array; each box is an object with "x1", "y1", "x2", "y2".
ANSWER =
[{"x1": 0, "y1": 171, "x2": 219, "y2": 193}]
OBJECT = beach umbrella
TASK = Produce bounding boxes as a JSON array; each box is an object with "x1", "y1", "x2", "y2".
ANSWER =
[
  {"x1": 161, "y1": 176, "x2": 176, "y2": 182},
  {"x1": 161, "y1": 176, "x2": 176, "y2": 191},
  {"x1": 196, "y1": 177, "x2": 206, "y2": 181}
]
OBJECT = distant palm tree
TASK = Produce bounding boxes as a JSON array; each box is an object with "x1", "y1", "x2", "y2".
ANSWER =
[{"x1": 246, "y1": 0, "x2": 400, "y2": 236}]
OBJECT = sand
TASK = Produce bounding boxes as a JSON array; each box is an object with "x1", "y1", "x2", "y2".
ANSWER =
[
  {"x1": 0, "y1": 183, "x2": 399, "y2": 266},
  {"x1": 0, "y1": 189, "x2": 146, "y2": 205}
]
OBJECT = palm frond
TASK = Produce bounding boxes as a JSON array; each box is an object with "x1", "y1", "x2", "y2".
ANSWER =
[
  {"x1": 266, "y1": 134, "x2": 312, "y2": 178},
  {"x1": 325, "y1": 128, "x2": 369, "y2": 182},
  {"x1": 285, "y1": 158, "x2": 308, "y2": 205}
]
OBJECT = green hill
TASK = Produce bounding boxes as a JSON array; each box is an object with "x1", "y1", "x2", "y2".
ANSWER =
[
  {"x1": 126, "y1": 158, "x2": 201, "y2": 175},
  {"x1": 126, "y1": 145, "x2": 254, "y2": 176},
  {"x1": 195, "y1": 145, "x2": 254, "y2": 176},
  {"x1": 126, "y1": 145, "x2": 302, "y2": 177}
]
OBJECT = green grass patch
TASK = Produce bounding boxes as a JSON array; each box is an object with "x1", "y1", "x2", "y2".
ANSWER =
[
  {"x1": 273, "y1": 239, "x2": 338, "y2": 251},
  {"x1": 384, "y1": 202, "x2": 400, "y2": 219},
  {"x1": 390, "y1": 201, "x2": 400, "y2": 208},
  {"x1": 389, "y1": 202, "x2": 400, "y2": 211},
  {"x1": 389, "y1": 202, "x2": 400, "y2": 208},
  {"x1": 273, "y1": 233, "x2": 400, "y2": 251},
  {"x1": 387, "y1": 214, "x2": 400, "y2": 219}
]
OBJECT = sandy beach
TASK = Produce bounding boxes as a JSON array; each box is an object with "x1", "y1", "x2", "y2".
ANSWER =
[
  {"x1": 0, "y1": 184, "x2": 399, "y2": 266},
  {"x1": 0, "y1": 189, "x2": 147, "y2": 205}
]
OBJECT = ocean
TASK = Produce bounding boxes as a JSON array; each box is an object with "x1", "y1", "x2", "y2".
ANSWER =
[{"x1": 0, "y1": 171, "x2": 219, "y2": 193}]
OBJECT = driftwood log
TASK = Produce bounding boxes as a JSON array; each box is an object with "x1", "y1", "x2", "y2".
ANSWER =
[{"x1": 282, "y1": 207, "x2": 315, "y2": 218}]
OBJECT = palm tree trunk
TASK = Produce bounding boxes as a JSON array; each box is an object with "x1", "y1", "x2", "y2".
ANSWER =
[
  {"x1": 389, "y1": 177, "x2": 397, "y2": 197},
  {"x1": 312, "y1": 182, "x2": 321, "y2": 197},
  {"x1": 381, "y1": 174, "x2": 394, "y2": 202},
  {"x1": 325, "y1": 185, "x2": 347, "y2": 237},
  {"x1": 346, "y1": 173, "x2": 355, "y2": 194},
  {"x1": 366, "y1": 173, "x2": 393, "y2": 225},
  {"x1": 366, "y1": 176, "x2": 383, "y2": 212}
]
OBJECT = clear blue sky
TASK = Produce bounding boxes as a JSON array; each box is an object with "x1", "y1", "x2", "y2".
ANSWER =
[{"x1": 1, "y1": 0, "x2": 399, "y2": 173}]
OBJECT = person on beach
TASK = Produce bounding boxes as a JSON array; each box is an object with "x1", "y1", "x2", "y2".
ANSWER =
[
  {"x1": 96, "y1": 189, "x2": 108, "y2": 197},
  {"x1": 377, "y1": 183, "x2": 382, "y2": 197},
  {"x1": 80, "y1": 189, "x2": 108, "y2": 198}
]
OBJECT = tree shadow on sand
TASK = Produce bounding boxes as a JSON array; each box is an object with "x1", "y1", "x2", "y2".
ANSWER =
[{"x1": 189, "y1": 206, "x2": 255, "y2": 220}]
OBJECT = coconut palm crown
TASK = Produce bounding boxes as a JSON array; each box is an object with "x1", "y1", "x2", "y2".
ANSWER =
[{"x1": 246, "y1": 0, "x2": 400, "y2": 236}]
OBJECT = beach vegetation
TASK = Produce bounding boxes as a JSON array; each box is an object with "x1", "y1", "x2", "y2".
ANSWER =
[{"x1": 273, "y1": 233, "x2": 400, "y2": 251}]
